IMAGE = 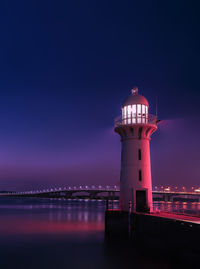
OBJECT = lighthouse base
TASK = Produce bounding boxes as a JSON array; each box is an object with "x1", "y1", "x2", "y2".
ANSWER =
[
  {"x1": 105, "y1": 210, "x2": 200, "y2": 267},
  {"x1": 120, "y1": 187, "x2": 152, "y2": 213},
  {"x1": 105, "y1": 210, "x2": 200, "y2": 255}
]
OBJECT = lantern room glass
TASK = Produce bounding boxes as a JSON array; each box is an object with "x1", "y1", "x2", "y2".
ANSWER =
[{"x1": 122, "y1": 104, "x2": 148, "y2": 124}]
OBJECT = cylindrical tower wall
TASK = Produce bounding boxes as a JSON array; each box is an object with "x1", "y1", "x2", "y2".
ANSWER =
[{"x1": 120, "y1": 138, "x2": 153, "y2": 211}]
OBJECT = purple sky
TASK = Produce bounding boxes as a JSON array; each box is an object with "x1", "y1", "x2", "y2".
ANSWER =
[
  {"x1": 0, "y1": 117, "x2": 199, "y2": 190},
  {"x1": 0, "y1": 1, "x2": 200, "y2": 190}
]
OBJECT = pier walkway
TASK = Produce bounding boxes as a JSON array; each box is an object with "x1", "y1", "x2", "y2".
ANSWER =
[{"x1": 150, "y1": 211, "x2": 200, "y2": 224}]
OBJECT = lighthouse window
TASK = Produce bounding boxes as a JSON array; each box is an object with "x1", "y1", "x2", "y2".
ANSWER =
[
  {"x1": 127, "y1": 105, "x2": 132, "y2": 124},
  {"x1": 137, "y1": 104, "x2": 141, "y2": 116},
  {"x1": 123, "y1": 107, "x2": 127, "y2": 124},
  {"x1": 132, "y1": 104, "x2": 136, "y2": 117},
  {"x1": 127, "y1": 105, "x2": 132, "y2": 117},
  {"x1": 139, "y1": 170, "x2": 142, "y2": 181},
  {"x1": 124, "y1": 107, "x2": 127, "y2": 118},
  {"x1": 138, "y1": 149, "x2": 141, "y2": 160},
  {"x1": 142, "y1": 105, "x2": 145, "y2": 116},
  {"x1": 138, "y1": 127, "x2": 142, "y2": 139},
  {"x1": 130, "y1": 127, "x2": 134, "y2": 135}
]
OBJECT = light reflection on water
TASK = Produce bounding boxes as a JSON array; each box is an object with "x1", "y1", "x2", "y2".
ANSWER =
[
  {"x1": 0, "y1": 198, "x2": 199, "y2": 268},
  {"x1": 0, "y1": 198, "x2": 105, "y2": 237},
  {"x1": 108, "y1": 199, "x2": 200, "y2": 216},
  {"x1": 153, "y1": 201, "x2": 200, "y2": 216}
]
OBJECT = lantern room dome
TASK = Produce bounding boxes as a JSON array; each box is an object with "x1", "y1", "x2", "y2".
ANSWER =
[{"x1": 122, "y1": 87, "x2": 149, "y2": 107}]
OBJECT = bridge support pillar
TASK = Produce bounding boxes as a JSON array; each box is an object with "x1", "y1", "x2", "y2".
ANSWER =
[
  {"x1": 163, "y1": 193, "x2": 172, "y2": 202},
  {"x1": 163, "y1": 194, "x2": 167, "y2": 202},
  {"x1": 65, "y1": 192, "x2": 72, "y2": 199},
  {"x1": 89, "y1": 192, "x2": 98, "y2": 199}
]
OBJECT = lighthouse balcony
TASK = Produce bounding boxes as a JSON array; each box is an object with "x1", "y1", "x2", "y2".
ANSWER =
[{"x1": 114, "y1": 114, "x2": 157, "y2": 127}]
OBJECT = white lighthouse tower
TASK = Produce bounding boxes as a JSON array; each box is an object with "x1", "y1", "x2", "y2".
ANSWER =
[{"x1": 114, "y1": 87, "x2": 158, "y2": 212}]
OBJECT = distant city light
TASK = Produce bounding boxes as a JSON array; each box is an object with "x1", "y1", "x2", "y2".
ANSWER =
[
  {"x1": 164, "y1": 188, "x2": 170, "y2": 192},
  {"x1": 194, "y1": 189, "x2": 200, "y2": 192}
]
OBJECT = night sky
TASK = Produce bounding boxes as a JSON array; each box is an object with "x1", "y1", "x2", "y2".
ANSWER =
[{"x1": 0, "y1": 1, "x2": 199, "y2": 190}]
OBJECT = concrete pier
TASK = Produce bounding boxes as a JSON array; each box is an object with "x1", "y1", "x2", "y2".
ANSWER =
[{"x1": 105, "y1": 210, "x2": 200, "y2": 261}]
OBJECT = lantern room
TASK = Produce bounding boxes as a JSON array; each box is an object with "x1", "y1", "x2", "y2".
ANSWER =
[{"x1": 121, "y1": 87, "x2": 149, "y2": 124}]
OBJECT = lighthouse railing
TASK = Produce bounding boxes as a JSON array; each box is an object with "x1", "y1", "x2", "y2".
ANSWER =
[{"x1": 114, "y1": 114, "x2": 157, "y2": 127}]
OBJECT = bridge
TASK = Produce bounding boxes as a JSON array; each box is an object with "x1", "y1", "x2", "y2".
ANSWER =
[{"x1": 0, "y1": 186, "x2": 200, "y2": 202}]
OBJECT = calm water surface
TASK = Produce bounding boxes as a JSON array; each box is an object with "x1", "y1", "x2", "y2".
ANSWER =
[{"x1": 0, "y1": 198, "x2": 198, "y2": 269}]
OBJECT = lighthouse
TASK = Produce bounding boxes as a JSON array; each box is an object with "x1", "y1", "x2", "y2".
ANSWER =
[{"x1": 114, "y1": 87, "x2": 158, "y2": 212}]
